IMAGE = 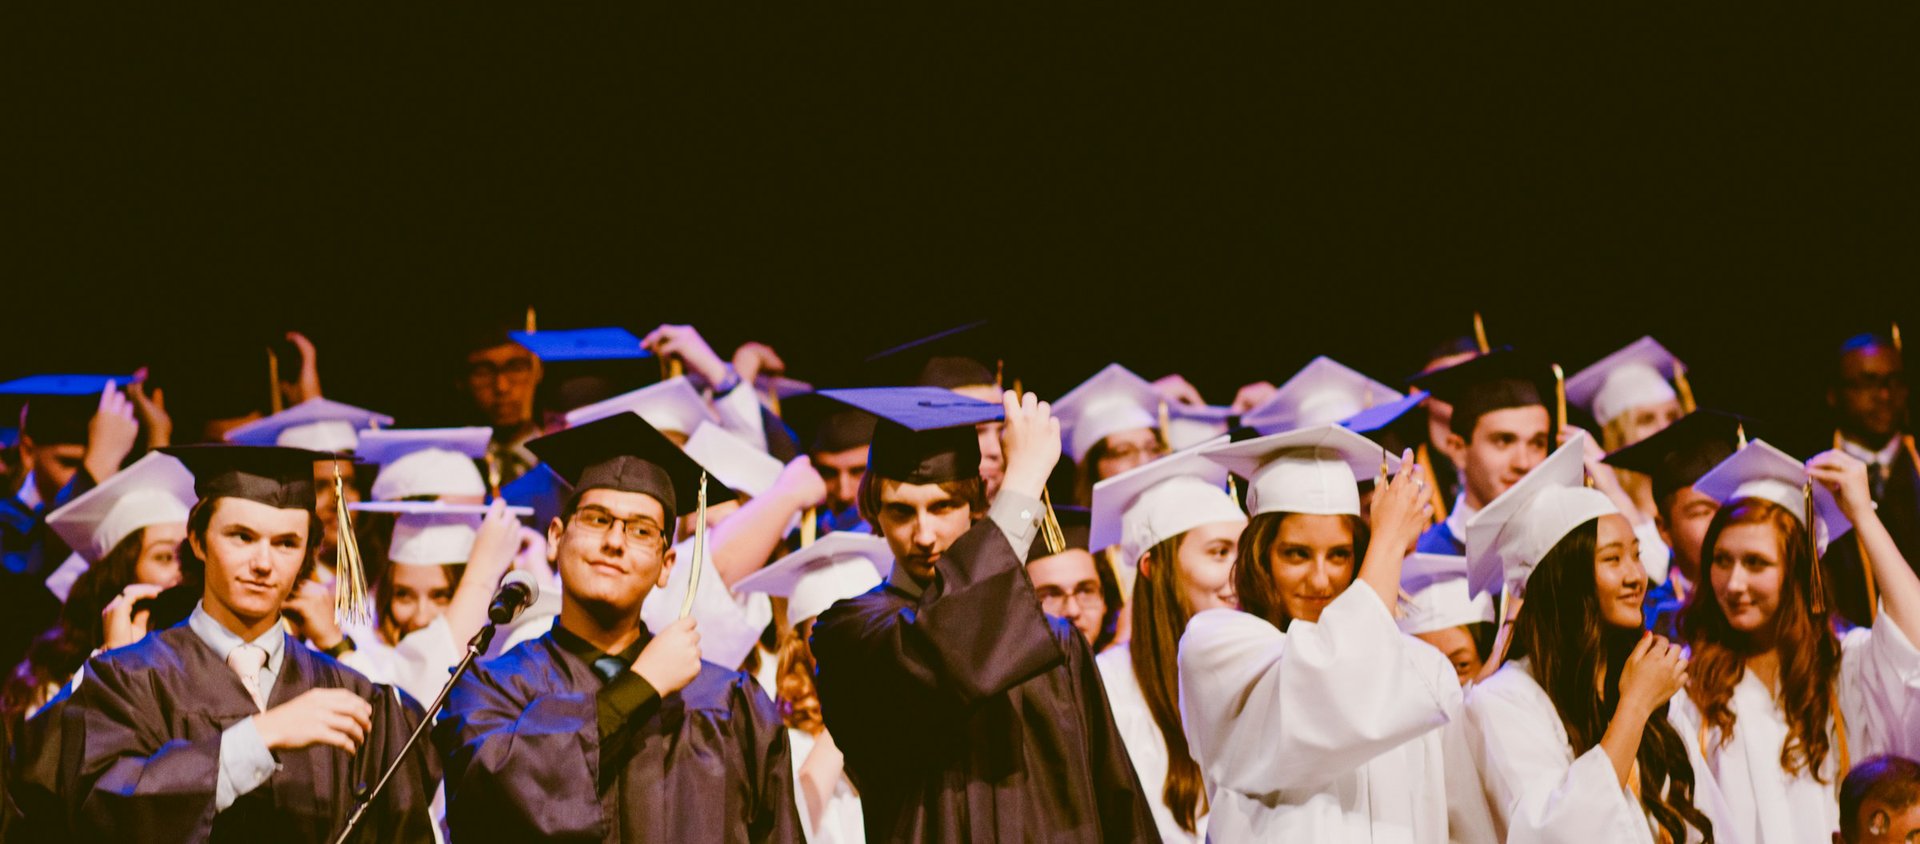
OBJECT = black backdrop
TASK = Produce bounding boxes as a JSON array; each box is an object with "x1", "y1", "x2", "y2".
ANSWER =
[{"x1": 4, "y1": 5, "x2": 1918, "y2": 453}]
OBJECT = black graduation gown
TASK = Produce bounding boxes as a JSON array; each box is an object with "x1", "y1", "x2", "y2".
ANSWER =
[
  {"x1": 809, "y1": 517, "x2": 1157, "y2": 843},
  {"x1": 434, "y1": 630, "x2": 800, "y2": 843},
  {"x1": 1824, "y1": 441, "x2": 1920, "y2": 628},
  {"x1": 36, "y1": 623, "x2": 439, "y2": 844}
]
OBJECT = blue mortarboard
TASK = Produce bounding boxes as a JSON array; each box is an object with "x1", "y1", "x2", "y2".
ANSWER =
[
  {"x1": 0, "y1": 374, "x2": 136, "y2": 444},
  {"x1": 509, "y1": 327, "x2": 653, "y2": 362},
  {"x1": 1340, "y1": 390, "x2": 1430, "y2": 435},
  {"x1": 0, "y1": 374, "x2": 132, "y2": 396},
  {"x1": 819, "y1": 387, "x2": 1004, "y2": 484}
]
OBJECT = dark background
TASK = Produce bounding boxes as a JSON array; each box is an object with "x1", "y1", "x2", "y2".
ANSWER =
[{"x1": 4, "y1": 5, "x2": 1917, "y2": 452}]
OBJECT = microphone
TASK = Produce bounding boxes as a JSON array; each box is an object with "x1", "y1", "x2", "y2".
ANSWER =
[{"x1": 488, "y1": 571, "x2": 540, "y2": 625}]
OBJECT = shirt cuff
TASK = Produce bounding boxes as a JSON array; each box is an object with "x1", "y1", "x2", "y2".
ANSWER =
[
  {"x1": 215, "y1": 716, "x2": 280, "y2": 812},
  {"x1": 596, "y1": 671, "x2": 660, "y2": 737},
  {"x1": 986, "y1": 490, "x2": 1044, "y2": 564}
]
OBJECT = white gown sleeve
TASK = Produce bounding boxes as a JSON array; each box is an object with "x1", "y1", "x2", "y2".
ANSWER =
[
  {"x1": 641, "y1": 539, "x2": 774, "y2": 670},
  {"x1": 1176, "y1": 587, "x2": 1458, "y2": 795},
  {"x1": 1464, "y1": 666, "x2": 1652, "y2": 843},
  {"x1": 1839, "y1": 609, "x2": 1920, "y2": 761}
]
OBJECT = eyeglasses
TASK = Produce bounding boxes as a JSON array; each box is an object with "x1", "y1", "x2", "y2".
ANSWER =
[
  {"x1": 1036, "y1": 583, "x2": 1104, "y2": 616},
  {"x1": 466, "y1": 357, "x2": 535, "y2": 386},
  {"x1": 571, "y1": 509, "x2": 666, "y2": 548}
]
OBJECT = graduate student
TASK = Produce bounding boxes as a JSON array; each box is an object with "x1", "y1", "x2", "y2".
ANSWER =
[
  {"x1": 1672, "y1": 441, "x2": 1920, "y2": 844},
  {"x1": 1821, "y1": 331, "x2": 1920, "y2": 628},
  {"x1": 1053, "y1": 364, "x2": 1169, "y2": 505},
  {"x1": 1566, "y1": 337, "x2": 1690, "y2": 517},
  {"x1": 1462, "y1": 435, "x2": 1716, "y2": 843},
  {"x1": 1024, "y1": 507, "x2": 1115, "y2": 651},
  {"x1": 734, "y1": 532, "x2": 896, "y2": 844},
  {"x1": 47, "y1": 444, "x2": 440, "y2": 843},
  {"x1": 1836, "y1": 755, "x2": 1920, "y2": 844},
  {"x1": 1089, "y1": 449, "x2": 1246, "y2": 843},
  {"x1": 808, "y1": 387, "x2": 1155, "y2": 842},
  {"x1": 1602, "y1": 410, "x2": 1745, "y2": 637},
  {"x1": 433, "y1": 412, "x2": 801, "y2": 843},
  {"x1": 1410, "y1": 350, "x2": 1556, "y2": 557},
  {"x1": 1178, "y1": 424, "x2": 1474, "y2": 841}
]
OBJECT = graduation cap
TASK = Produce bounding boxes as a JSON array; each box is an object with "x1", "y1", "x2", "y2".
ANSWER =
[
  {"x1": 1053, "y1": 364, "x2": 1163, "y2": 464},
  {"x1": 349, "y1": 501, "x2": 533, "y2": 566},
  {"x1": 780, "y1": 393, "x2": 877, "y2": 455},
  {"x1": 1242, "y1": 357, "x2": 1404, "y2": 435},
  {"x1": 1602, "y1": 409, "x2": 1746, "y2": 506},
  {"x1": 509, "y1": 327, "x2": 652, "y2": 362},
  {"x1": 819, "y1": 387, "x2": 1004, "y2": 485},
  {"x1": 0, "y1": 374, "x2": 132, "y2": 445},
  {"x1": 1164, "y1": 404, "x2": 1235, "y2": 452},
  {"x1": 511, "y1": 327, "x2": 660, "y2": 413},
  {"x1": 1199, "y1": 424, "x2": 1402, "y2": 517},
  {"x1": 162, "y1": 444, "x2": 336, "y2": 511},
  {"x1": 1692, "y1": 439, "x2": 1850, "y2": 553},
  {"x1": 681, "y1": 423, "x2": 785, "y2": 499},
  {"x1": 864, "y1": 320, "x2": 1004, "y2": 391},
  {"x1": 526, "y1": 411, "x2": 737, "y2": 521},
  {"x1": 222, "y1": 398, "x2": 393, "y2": 453},
  {"x1": 733, "y1": 531, "x2": 893, "y2": 624},
  {"x1": 46, "y1": 452, "x2": 196, "y2": 563},
  {"x1": 1044, "y1": 505, "x2": 1093, "y2": 555},
  {"x1": 1407, "y1": 348, "x2": 1554, "y2": 440},
  {"x1": 1565, "y1": 336, "x2": 1685, "y2": 426},
  {"x1": 1396, "y1": 553, "x2": 1495, "y2": 635},
  {"x1": 1463, "y1": 433, "x2": 1616, "y2": 599},
  {"x1": 356, "y1": 427, "x2": 492, "y2": 501},
  {"x1": 563, "y1": 377, "x2": 718, "y2": 437},
  {"x1": 1091, "y1": 448, "x2": 1244, "y2": 567}
]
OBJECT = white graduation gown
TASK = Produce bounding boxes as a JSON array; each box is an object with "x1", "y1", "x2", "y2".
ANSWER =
[
  {"x1": 1095, "y1": 647, "x2": 1205, "y2": 844},
  {"x1": 787, "y1": 728, "x2": 865, "y2": 844},
  {"x1": 1177, "y1": 587, "x2": 1463, "y2": 843},
  {"x1": 337, "y1": 616, "x2": 464, "y2": 708},
  {"x1": 1671, "y1": 612, "x2": 1920, "y2": 844},
  {"x1": 1464, "y1": 657, "x2": 1721, "y2": 844}
]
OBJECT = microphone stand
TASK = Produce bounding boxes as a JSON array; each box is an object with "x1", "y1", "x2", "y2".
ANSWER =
[{"x1": 332, "y1": 620, "x2": 500, "y2": 844}]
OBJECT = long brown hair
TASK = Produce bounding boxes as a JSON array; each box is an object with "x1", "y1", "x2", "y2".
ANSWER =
[
  {"x1": 2, "y1": 528, "x2": 166, "y2": 721},
  {"x1": 777, "y1": 618, "x2": 824, "y2": 734},
  {"x1": 1129, "y1": 533, "x2": 1207, "y2": 833},
  {"x1": 1232, "y1": 511, "x2": 1368, "y2": 630},
  {"x1": 1681, "y1": 498, "x2": 1841, "y2": 783},
  {"x1": 1507, "y1": 519, "x2": 1713, "y2": 842}
]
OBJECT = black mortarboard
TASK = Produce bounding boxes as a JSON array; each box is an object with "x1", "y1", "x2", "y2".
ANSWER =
[
  {"x1": 1603, "y1": 409, "x2": 1747, "y2": 505},
  {"x1": 1407, "y1": 348, "x2": 1552, "y2": 439},
  {"x1": 820, "y1": 387, "x2": 1004, "y2": 484},
  {"x1": 526, "y1": 412, "x2": 736, "y2": 521},
  {"x1": 781, "y1": 394, "x2": 878, "y2": 455},
  {"x1": 865, "y1": 320, "x2": 1006, "y2": 390},
  {"x1": 161, "y1": 445, "x2": 334, "y2": 511},
  {"x1": 1051, "y1": 504, "x2": 1091, "y2": 553}
]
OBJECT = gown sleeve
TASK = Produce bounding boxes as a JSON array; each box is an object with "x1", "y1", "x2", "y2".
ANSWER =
[
  {"x1": 1176, "y1": 587, "x2": 1457, "y2": 794},
  {"x1": 1464, "y1": 666, "x2": 1650, "y2": 844},
  {"x1": 433, "y1": 656, "x2": 611, "y2": 840},
  {"x1": 65, "y1": 656, "x2": 222, "y2": 843},
  {"x1": 1839, "y1": 608, "x2": 1920, "y2": 761}
]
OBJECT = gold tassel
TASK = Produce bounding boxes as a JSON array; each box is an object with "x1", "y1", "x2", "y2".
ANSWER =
[
  {"x1": 767, "y1": 384, "x2": 783, "y2": 419},
  {"x1": 1416, "y1": 444, "x2": 1448, "y2": 526},
  {"x1": 1736, "y1": 424, "x2": 1748, "y2": 450},
  {"x1": 1472, "y1": 312, "x2": 1491, "y2": 354},
  {"x1": 1551, "y1": 363, "x2": 1568, "y2": 432},
  {"x1": 1157, "y1": 401, "x2": 1172, "y2": 452},
  {"x1": 1804, "y1": 481, "x2": 1826, "y2": 615},
  {"x1": 1894, "y1": 322, "x2": 1904, "y2": 357},
  {"x1": 1673, "y1": 361, "x2": 1696, "y2": 414},
  {"x1": 485, "y1": 452, "x2": 502, "y2": 500},
  {"x1": 800, "y1": 507, "x2": 818, "y2": 548},
  {"x1": 680, "y1": 472, "x2": 710, "y2": 619},
  {"x1": 332, "y1": 461, "x2": 371, "y2": 627},
  {"x1": 1039, "y1": 488, "x2": 1066, "y2": 556},
  {"x1": 524, "y1": 307, "x2": 537, "y2": 333},
  {"x1": 664, "y1": 358, "x2": 685, "y2": 381},
  {"x1": 994, "y1": 359, "x2": 1005, "y2": 392},
  {"x1": 1225, "y1": 474, "x2": 1238, "y2": 501},
  {"x1": 266, "y1": 348, "x2": 284, "y2": 414}
]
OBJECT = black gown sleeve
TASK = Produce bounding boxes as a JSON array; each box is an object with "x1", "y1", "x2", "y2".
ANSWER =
[
  {"x1": 434, "y1": 658, "x2": 609, "y2": 840},
  {"x1": 65, "y1": 658, "x2": 222, "y2": 843},
  {"x1": 732, "y1": 677, "x2": 803, "y2": 844}
]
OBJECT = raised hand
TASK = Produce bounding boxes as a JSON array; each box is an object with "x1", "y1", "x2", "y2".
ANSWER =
[
  {"x1": 283, "y1": 578, "x2": 344, "y2": 651},
  {"x1": 997, "y1": 391, "x2": 1062, "y2": 502},
  {"x1": 465, "y1": 498, "x2": 520, "y2": 580},
  {"x1": 1366, "y1": 448, "x2": 1431, "y2": 554},
  {"x1": 770, "y1": 456, "x2": 828, "y2": 512},
  {"x1": 731, "y1": 341, "x2": 787, "y2": 388},
  {"x1": 285, "y1": 331, "x2": 324, "y2": 405},
  {"x1": 127, "y1": 369, "x2": 171, "y2": 449},
  {"x1": 632, "y1": 617, "x2": 702, "y2": 695},
  {"x1": 1150, "y1": 374, "x2": 1205, "y2": 407},
  {"x1": 642, "y1": 324, "x2": 731, "y2": 388},
  {"x1": 101, "y1": 583, "x2": 166, "y2": 650},
  {"x1": 255, "y1": 688, "x2": 374, "y2": 754},
  {"x1": 1229, "y1": 381, "x2": 1278, "y2": 414},
  {"x1": 1808, "y1": 450, "x2": 1874, "y2": 523},
  {"x1": 1618, "y1": 633, "x2": 1687, "y2": 716},
  {"x1": 83, "y1": 380, "x2": 140, "y2": 483}
]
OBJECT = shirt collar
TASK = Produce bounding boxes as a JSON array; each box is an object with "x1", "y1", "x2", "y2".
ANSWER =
[
  {"x1": 187, "y1": 602, "x2": 286, "y2": 672},
  {"x1": 886, "y1": 561, "x2": 926, "y2": 599},
  {"x1": 1839, "y1": 432, "x2": 1904, "y2": 467},
  {"x1": 1444, "y1": 492, "x2": 1478, "y2": 542},
  {"x1": 551, "y1": 623, "x2": 648, "y2": 667}
]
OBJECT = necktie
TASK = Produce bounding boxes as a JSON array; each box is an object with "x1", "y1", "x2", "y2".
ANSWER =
[
  {"x1": 228, "y1": 644, "x2": 269, "y2": 712},
  {"x1": 591, "y1": 656, "x2": 627, "y2": 683}
]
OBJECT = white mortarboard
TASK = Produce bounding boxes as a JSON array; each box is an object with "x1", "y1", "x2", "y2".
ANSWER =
[
  {"x1": 357, "y1": 427, "x2": 491, "y2": 501},
  {"x1": 1053, "y1": 364, "x2": 1163, "y2": 463},
  {"x1": 222, "y1": 397, "x2": 393, "y2": 452},
  {"x1": 681, "y1": 423, "x2": 784, "y2": 499},
  {"x1": 732, "y1": 532, "x2": 893, "y2": 624},
  {"x1": 46, "y1": 452, "x2": 196, "y2": 563},
  {"x1": 1164, "y1": 404, "x2": 1234, "y2": 452},
  {"x1": 1243, "y1": 357, "x2": 1403, "y2": 435},
  {"x1": 1091, "y1": 446, "x2": 1245, "y2": 567},
  {"x1": 1397, "y1": 552, "x2": 1496, "y2": 635},
  {"x1": 1565, "y1": 336, "x2": 1682, "y2": 426},
  {"x1": 1691, "y1": 439, "x2": 1850, "y2": 552},
  {"x1": 349, "y1": 501, "x2": 534, "y2": 565},
  {"x1": 1199, "y1": 424, "x2": 1402, "y2": 517},
  {"x1": 1463, "y1": 433, "x2": 1618, "y2": 599},
  {"x1": 563, "y1": 376, "x2": 718, "y2": 435}
]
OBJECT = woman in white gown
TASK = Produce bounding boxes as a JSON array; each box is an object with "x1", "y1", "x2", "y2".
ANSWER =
[
  {"x1": 1671, "y1": 442, "x2": 1920, "y2": 844},
  {"x1": 1178, "y1": 424, "x2": 1470, "y2": 842},
  {"x1": 1462, "y1": 435, "x2": 1717, "y2": 844},
  {"x1": 1087, "y1": 448, "x2": 1247, "y2": 843}
]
